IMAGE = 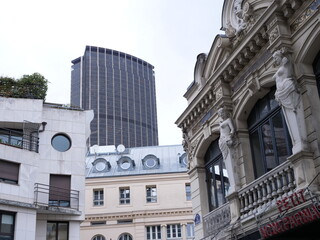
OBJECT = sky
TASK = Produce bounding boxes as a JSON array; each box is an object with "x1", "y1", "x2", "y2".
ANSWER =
[{"x1": 0, "y1": 0, "x2": 224, "y2": 146}]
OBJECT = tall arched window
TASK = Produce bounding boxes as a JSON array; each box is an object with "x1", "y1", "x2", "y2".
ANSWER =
[
  {"x1": 119, "y1": 233, "x2": 132, "y2": 240},
  {"x1": 92, "y1": 235, "x2": 106, "y2": 240},
  {"x1": 248, "y1": 88, "x2": 292, "y2": 178},
  {"x1": 205, "y1": 139, "x2": 230, "y2": 211}
]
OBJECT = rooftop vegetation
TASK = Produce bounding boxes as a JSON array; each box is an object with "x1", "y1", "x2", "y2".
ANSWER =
[{"x1": 0, "y1": 73, "x2": 49, "y2": 100}]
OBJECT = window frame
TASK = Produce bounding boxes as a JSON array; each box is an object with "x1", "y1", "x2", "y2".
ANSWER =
[
  {"x1": 185, "y1": 183, "x2": 191, "y2": 201},
  {"x1": 51, "y1": 133, "x2": 72, "y2": 152},
  {"x1": 0, "y1": 159, "x2": 19, "y2": 184},
  {"x1": 93, "y1": 189, "x2": 104, "y2": 206},
  {"x1": 0, "y1": 211, "x2": 15, "y2": 240},
  {"x1": 248, "y1": 89, "x2": 292, "y2": 179},
  {"x1": 46, "y1": 221, "x2": 69, "y2": 240},
  {"x1": 92, "y1": 235, "x2": 106, "y2": 240},
  {"x1": 49, "y1": 174, "x2": 71, "y2": 208},
  {"x1": 146, "y1": 185, "x2": 157, "y2": 203},
  {"x1": 118, "y1": 233, "x2": 133, "y2": 240},
  {"x1": 205, "y1": 140, "x2": 229, "y2": 211},
  {"x1": 146, "y1": 225, "x2": 161, "y2": 240},
  {"x1": 167, "y1": 224, "x2": 182, "y2": 239},
  {"x1": 119, "y1": 187, "x2": 130, "y2": 205},
  {"x1": 186, "y1": 223, "x2": 195, "y2": 239}
]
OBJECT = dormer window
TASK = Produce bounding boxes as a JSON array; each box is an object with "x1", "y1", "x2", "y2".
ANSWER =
[
  {"x1": 142, "y1": 154, "x2": 160, "y2": 169},
  {"x1": 92, "y1": 158, "x2": 111, "y2": 173},
  {"x1": 117, "y1": 157, "x2": 135, "y2": 171},
  {"x1": 179, "y1": 153, "x2": 188, "y2": 167}
]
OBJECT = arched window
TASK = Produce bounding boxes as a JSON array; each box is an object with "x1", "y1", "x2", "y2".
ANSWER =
[
  {"x1": 205, "y1": 139, "x2": 230, "y2": 211},
  {"x1": 119, "y1": 233, "x2": 132, "y2": 240},
  {"x1": 92, "y1": 235, "x2": 106, "y2": 240},
  {"x1": 248, "y1": 88, "x2": 292, "y2": 178}
]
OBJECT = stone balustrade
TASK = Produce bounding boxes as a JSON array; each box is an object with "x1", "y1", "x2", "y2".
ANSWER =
[
  {"x1": 203, "y1": 202, "x2": 231, "y2": 238},
  {"x1": 238, "y1": 160, "x2": 296, "y2": 218}
]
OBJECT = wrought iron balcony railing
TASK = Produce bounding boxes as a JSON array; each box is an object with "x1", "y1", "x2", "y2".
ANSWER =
[
  {"x1": 34, "y1": 183, "x2": 79, "y2": 211},
  {"x1": 0, "y1": 127, "x2": 39, "y2": 153}
]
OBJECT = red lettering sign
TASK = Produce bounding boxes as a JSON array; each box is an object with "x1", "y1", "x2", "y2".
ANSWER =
[{"x1": 259, "y1": 189, "x2": 320, "y2": 239}]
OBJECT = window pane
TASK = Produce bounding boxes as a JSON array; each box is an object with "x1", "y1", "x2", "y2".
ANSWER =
[
  {"x1": 262, "y1": 122, "x2": 277, "y2": 172},
  {"x1": 185, "y1": 184, "x2": 191, "y2": 201},
  {"x1": 186, "y1": 223, "x2": 195, "y2": 238},
  {"x1": 221, "y1": 161, "x2": 230, "y2": 197},
  {"x1": 1, "y1": 214, "x2": 14, "y2": 234},
  {"x1": 272, "y1": 112, "x2": 290, "y2": 164},
  {"x1": 46, "y1": 222, "x2": 57, "y2": 240},
  {"x1": 251, "y1": 131, "x2": 264, "y2": 178},
  {"x1": 58, "y1": 223, "x2": 68, "y2": 240},
  {"x1": 214, "y1": 163, "x2": 224, "y2": 206},
  {"x1": 209, "y1": 166, "x2": 217, "y2": 209}
]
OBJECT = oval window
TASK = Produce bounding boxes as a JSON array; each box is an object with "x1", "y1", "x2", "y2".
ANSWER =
[
  {"x1": 145, "y1": 158, "x2": 157, "y2": 168},
  {"x1": 121, "y1": 160, "x2": 131, "y2": 170},
  {"x1": 51, "y1": 133, "x2": 72, "y2": 152},
  {"x1": 95, "y1": 161, "x2": 106, "y2": 171}
]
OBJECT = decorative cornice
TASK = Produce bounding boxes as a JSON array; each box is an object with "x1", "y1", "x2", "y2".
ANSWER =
[{"x1": 85, "y1": 209, "x2": 193, "y2": 221}]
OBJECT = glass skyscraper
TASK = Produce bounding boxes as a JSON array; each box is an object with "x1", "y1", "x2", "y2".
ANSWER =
[{"x1": 71, "y1": 46, "x2": 158, "y2": 148}]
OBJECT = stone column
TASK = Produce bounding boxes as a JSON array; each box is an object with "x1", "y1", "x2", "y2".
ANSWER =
[
  {"x1": 226, "y1": 191, "x2": 241, "y2": 223},
  {"x1": 181, "y1": 223, "x2": 187, "y2": 240},
  {"x1": 189, "y1": 166, "x2": 207, "y2": 240},
  {"x1": 288, "y1": 151, "x2": 318, "y2": 191},
  {"x1": 161, "y1": 224, "x2": 167, "y2": 240}
]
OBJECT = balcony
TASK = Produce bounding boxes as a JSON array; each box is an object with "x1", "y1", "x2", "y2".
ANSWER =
[
  {"x1": 238, "y1": 160, "x2": 296, "y2": 218},
  {"x1": 203, "y1": 203, "x2": 231, "y2": 239},
  {"x1": 0, "y1": 127, "x2": 39, "y2": 153},
  {"x1": 202, "y1": 161, "x2": 296, "y2": 239},
  {"x1": 34, "y1": 183, "x2": 80, "y2": 214}
]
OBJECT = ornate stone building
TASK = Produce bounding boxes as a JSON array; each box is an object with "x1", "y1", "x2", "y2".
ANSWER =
[{"x1": 176, "y1": 0, "x2": 320, "y2": 239}]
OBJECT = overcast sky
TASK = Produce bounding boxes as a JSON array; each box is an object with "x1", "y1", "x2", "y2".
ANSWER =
[{"x1": 0, "y1": 0, "x2": 224, "y2": 146}]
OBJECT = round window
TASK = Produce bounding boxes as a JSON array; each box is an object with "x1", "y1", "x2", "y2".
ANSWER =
[
  {"x1": 183, "y1": 156, "x2": 188, "y2": 165},
  {"x1": 121, "y1": 160, "x2": 131, "y2": 170},
  {"x1": 51, "y1": 133, "x2": 71, "y2": 152},
  {"x1": 145, "y1": 158, "x2": 156, "y2": 168},
  {"x1": 95, "y1": 161, "x2": 106, "y2": 171}
]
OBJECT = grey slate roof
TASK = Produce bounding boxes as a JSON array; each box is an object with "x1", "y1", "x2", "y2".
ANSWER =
[{"x1": 86, "y1": 145, "x2": 187, "y2": 178}]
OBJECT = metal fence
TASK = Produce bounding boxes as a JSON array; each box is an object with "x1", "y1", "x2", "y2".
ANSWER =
[
  {"x1": 0, "y1": 127, "x2": 39, "y2": 152},
  {"x1": 34, "y1": 183, "x2": 79, "y2": 211}
]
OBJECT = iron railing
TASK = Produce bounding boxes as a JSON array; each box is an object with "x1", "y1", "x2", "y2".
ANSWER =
[
  {"x1": 34, "y1": 183, "x2": 79, "y2": 211},
  {"x1": 0, "y1": 127, "x2": 39, "y2": 152}
]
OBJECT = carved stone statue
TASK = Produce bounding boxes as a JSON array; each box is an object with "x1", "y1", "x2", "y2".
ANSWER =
[
  {"x1": 272, "y1": 48, "x2": 308, "y2": 154},
  {"x1": 218, "y1": 108, "x2": 239, "y2": 193}
]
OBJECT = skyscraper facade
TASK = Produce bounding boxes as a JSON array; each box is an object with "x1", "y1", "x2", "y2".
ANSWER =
[{"x1": 71, "y1": 46, "x2": 158, "y2": 148}]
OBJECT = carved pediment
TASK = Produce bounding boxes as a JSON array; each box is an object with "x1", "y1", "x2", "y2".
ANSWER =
[
  {"x1": 221, "y1": 0, "x2": 271, "y2": 41},
  {"x1": 203, "y1": 35, "x2": 232, "y2": 79}
]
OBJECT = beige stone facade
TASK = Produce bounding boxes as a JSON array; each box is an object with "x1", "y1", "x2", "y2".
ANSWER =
[
  {"x1": 81, "y1": 145, "x2": 194, "y2": 240},
  {"x1": 176, "y1": 0, "x2": 320, "y2": 239}
]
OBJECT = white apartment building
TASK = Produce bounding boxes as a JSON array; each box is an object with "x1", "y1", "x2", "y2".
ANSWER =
[
  {"x1": 81, "y1": 145, "x2": 194, "y2": 240},
  {"x1": 0, "y1": 97, "x2": 93, "y2": 240}
]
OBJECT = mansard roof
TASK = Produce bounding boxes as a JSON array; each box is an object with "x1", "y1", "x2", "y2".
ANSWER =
[{"x1": 85, "y1": 145, "x2": 186, "y2": 178}]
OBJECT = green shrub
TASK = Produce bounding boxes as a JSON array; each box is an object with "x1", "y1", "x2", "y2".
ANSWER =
[{"x1": 0, "y1": 73, "x2": 49, "y2": 100}]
